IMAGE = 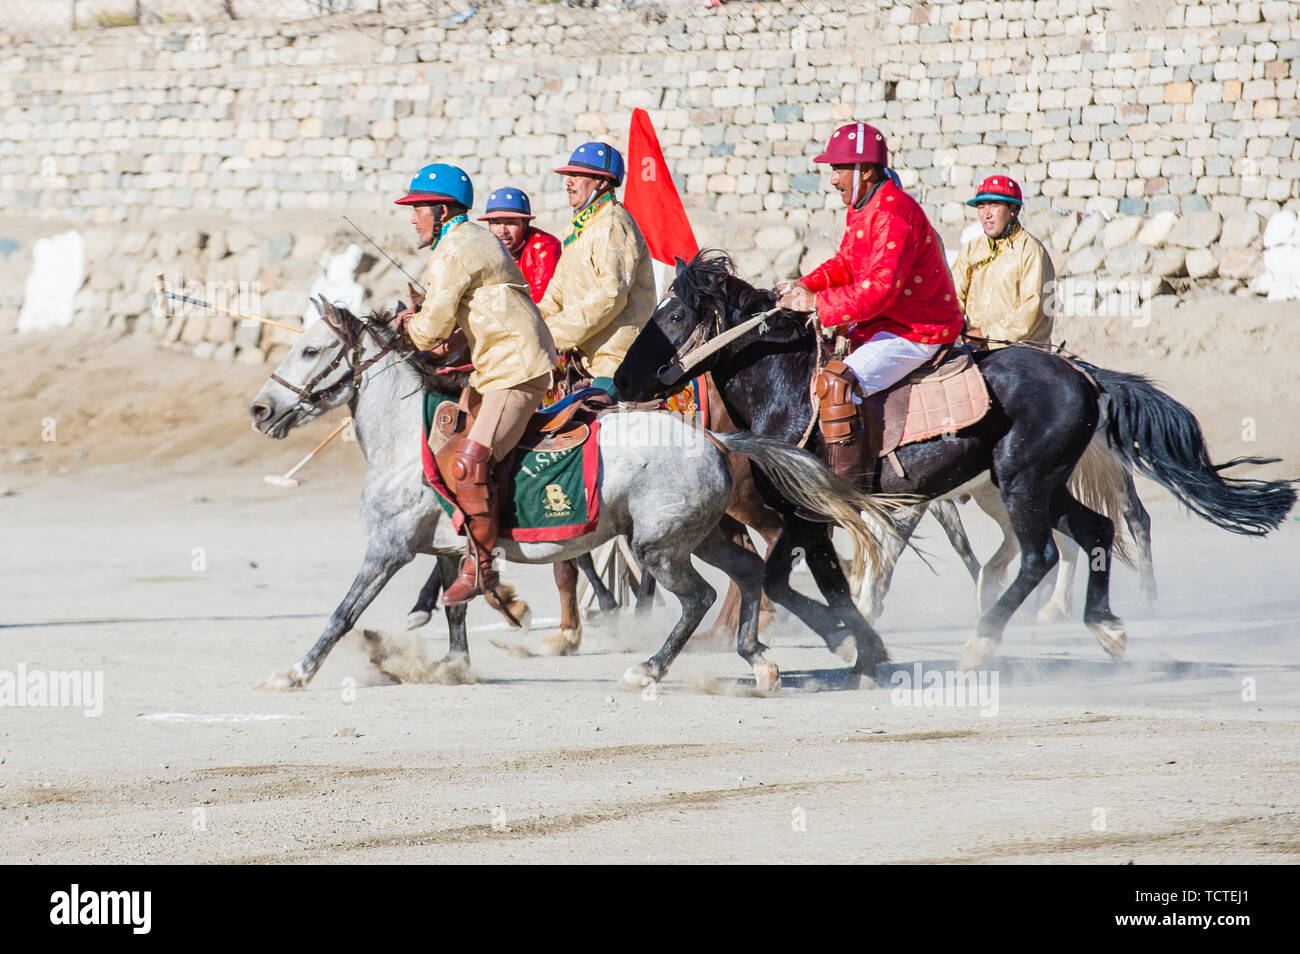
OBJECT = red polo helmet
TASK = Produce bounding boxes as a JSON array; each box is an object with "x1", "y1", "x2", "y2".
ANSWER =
[
  {"x1": 968, "y1": 175, "x2": 1023, "y2": 206},
  {"x1": 813, "y1": 122, "x2": 888, "y2": 166}
]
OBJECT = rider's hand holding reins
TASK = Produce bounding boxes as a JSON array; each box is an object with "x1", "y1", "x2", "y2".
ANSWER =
[{"x1": 775, "y1": 281, "x2": 816, "y2": 313}]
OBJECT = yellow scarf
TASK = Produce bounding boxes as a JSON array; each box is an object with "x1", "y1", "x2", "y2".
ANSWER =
[
  {"x1": 965, "y1": 221, "x2": 1022, "y2": 286},
  {"x1": 563, "y1": 192, "x2": 614, "y2": 248}
]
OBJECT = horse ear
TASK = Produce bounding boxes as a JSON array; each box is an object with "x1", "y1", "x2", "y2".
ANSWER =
[
  {"x1": 318, "y1": 297, "x2": 337, "y2": 322},
  {"x1": 674, "y1": 256, "x2": 688, "y2": 277}
]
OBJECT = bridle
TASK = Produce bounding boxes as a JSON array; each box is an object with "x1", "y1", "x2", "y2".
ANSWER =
[
  {"x1": 269, "y1": 309, "x2": 401, "y2": 411},
  {"x1": 655, "y1": 301, "x2": 781, "y2": 386},
  {"x1": 654, "y1": 291, "x2": 826, "y2": 450}
]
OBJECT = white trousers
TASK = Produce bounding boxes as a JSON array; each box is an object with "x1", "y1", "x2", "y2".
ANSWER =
[{"x1": 841, "y1": 330, "x2": 942, "y2": 397}]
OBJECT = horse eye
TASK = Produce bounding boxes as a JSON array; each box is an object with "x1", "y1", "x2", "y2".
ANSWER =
[
  {"x1": 669, "y1": 312, "x2": 683, "y2": 323},
  {"x1": 302, "y1": 347, "x2": 319, "y2": 358}
]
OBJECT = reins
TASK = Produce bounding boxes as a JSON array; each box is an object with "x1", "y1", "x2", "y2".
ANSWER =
[{"x1": 656, "y1": 305, "x2": 781, "y2": 385}]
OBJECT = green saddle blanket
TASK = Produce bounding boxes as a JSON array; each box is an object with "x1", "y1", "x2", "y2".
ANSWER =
[{"x1": 420, "y1": 391, "x2": 601, "y2": 542}]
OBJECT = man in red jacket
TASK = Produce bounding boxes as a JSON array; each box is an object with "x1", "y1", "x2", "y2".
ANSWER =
[
  {"x1": 776, "y1": 122, "x2": 963, "y2": 487},
  {"x1": 478, "y1": 187, "x2": 562, "y2": 302}
]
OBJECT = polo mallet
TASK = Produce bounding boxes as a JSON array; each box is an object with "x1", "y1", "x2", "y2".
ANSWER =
[
  {"x1": 154, "y1": 272, "x2": 304, "y2": 334},
  {"x1": 264, "y1": 418, "x2": 351, "y2": 488}
]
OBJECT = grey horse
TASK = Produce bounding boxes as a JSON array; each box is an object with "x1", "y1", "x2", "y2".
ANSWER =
[{"x1": 247, "y1": 302, "x2": 896, "y2": 693}]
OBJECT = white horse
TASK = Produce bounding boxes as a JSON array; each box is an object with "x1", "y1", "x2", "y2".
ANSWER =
[{"x1": 247, "y1": 302, "x2": 896, "y2": 693}]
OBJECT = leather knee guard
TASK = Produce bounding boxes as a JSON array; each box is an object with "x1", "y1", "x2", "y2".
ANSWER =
[{"x1": 815, "y1": 360, "x2": 862, "y2": 444}]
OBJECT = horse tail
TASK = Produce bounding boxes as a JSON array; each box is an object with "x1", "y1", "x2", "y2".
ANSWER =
[
  {"x1": 710, "y1": 431, "x2": 911, "y2": 576},
  {"x1": 1066, "y1": 432, "x2": 1137, "y2": 569},
  {"x1": 1083, "y1": 364, "x2": 1296, "y2": 535}
]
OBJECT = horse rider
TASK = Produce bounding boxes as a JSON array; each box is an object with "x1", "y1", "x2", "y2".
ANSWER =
[
  {"x1": 478, "y1": 186, "x2": 563, "y2": 302},
  {"x1": 539, "y1": 141, "x2": 657, "y2": 400},
  {"x1": 950, "y1": 174, "x2": 1056, "y2": 349},
  {"x1": 394, "y1": 162, "x2": 558, "y2": 606},
  {"x1": 775, "y1": 122, "x2": 964, "y2": 488}
]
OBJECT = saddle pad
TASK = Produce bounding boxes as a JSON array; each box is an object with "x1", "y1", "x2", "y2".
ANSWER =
[
  {"x1": 873, "y1": 358, "x2": 991, "y2": 456},
  {"x1": 660, "y1": 375, "x2": 711, "y2": 427},
  {"x1": 421, "y1": 390, "x2": 602, "y2": 542}
]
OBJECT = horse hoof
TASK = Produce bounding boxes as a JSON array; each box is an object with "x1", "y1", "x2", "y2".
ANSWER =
[
  {"x1": 261, "y1": 668, "x2": 305, "y2": 691},
  {"x1": 958, "y1": 635, "x2": 998, "y2": 670},
  {"x1": 618, "y1": 665, "x2": 657, "y2": 690},
  {"x1": 509, "y1": 602, "x2": 533, "y2": 632},
  {"x1": 753, "y1": 660, "x2": 780, "y2": 695},
  {"x1": 832, "y1": 634, "x2": 858, "y2": 665},
  {"x1": 405, "y1": 610, "x2": 432, "y2": 630},
  {"x1": 1087, "y1": 620, "x2": 1127, "y2": 660},
  {"x1": 539, "y1": 628, "x2": 582, "y2": 656},
  {"x1": 1035, "y1": 602, "x2": 1070, "y2": 624}
]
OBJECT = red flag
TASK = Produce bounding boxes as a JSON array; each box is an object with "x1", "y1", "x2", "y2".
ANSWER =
[{"x1": 624, "y1": 108, "x2": 699, "y2": 266}]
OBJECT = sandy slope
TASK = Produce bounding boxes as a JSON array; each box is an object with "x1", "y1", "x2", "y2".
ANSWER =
[{"x1": 1, "y1": 294, "x2": 1297, "y2": 864}]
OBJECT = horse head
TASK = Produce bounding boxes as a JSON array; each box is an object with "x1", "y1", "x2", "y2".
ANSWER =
[
  {"x1": 616, "y1": 249, "x2": 811, "y2": 402},
  {"x1": 249, "y1": 298, "x2": 384, "y2": 439}
]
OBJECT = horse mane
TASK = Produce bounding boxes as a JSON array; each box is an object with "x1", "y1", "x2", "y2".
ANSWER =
[
  {"x1": 674, "y1": 249, "x2": 814, "y2": 343},
  {"x1": 326, "y1": 302, "x2": 471, "y2": 394}
]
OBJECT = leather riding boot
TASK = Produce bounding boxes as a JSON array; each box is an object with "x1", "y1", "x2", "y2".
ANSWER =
[
  {"x1": 816, "y1": 359, "x2": 869, "y2": 487},
  {"x1": 442, "y1": 439, "x2": 501, "y2": 605}
]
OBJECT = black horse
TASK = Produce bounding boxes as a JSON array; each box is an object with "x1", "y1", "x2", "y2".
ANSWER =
[{"x1": 615, "y1": 252, "x2": 1296, "y2": 668}]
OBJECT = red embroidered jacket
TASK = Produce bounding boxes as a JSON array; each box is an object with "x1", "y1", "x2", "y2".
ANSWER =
[
  {"x1": 516, "y1": 227, "x2": 562, "y2": 303},
  {"x1": 799, "y1": 180, "x2": 963, "y2": 347}
]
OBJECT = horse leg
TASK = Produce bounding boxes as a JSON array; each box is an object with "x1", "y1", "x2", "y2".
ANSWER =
[
  {"x1": 759, "y1": 521, "x2": 872, "y2": 666},
  {"x1": 1055, "y1": 492, "x2": 1127, "y2": 659},
  {"x1": 698, "y1": 514, "x2": 754, "y2": 642},
  {"x1": 619, "y1": 539, "x2": 718, "y2": 689},
  {"x1": 577, "y1": 550, "x2": 619, "y2": 615},
  {"x1": 539, "y1": 559, "x2": 583, "y2": 657},
  {"x1": 1036, "y1": 531, "x2": 1077, "y2": 623},
  {"x1": 634, "y1": 569, "x2": 657, "y2": 614},
  {"x1": 959, "y1": 491, "x2": 1059, "y2": 669},
  {"x1": 856, "y1": 502, "x2": 924, "y2": 624},
  {"x1": 723, "y1": 459, "x2": 782, "y2": 633},
  {"x1": 693, "y1": 526, "x2": 775, "y2": 691},
  {"x1": 1122, "y1": 469, "x2": 1158, "y2": 607},
  {"x1": 971, "y1": 481, "x2": 1020, "y2": 614},
  {"x1": 805, "y1": 530, "x2": 890, "y2": 680},
  {"x1": 438, "y1": 551, "x2": 470, "y2": 665},
  {"x1": 406, "y1": 560, "x2": 442, "y2": 630},
  {"x1": 931, "y1": 498, "x2": 981, "y2": 583},
  {"x1": 264, "y1": 541, "x2": 415, "y2": 690}
]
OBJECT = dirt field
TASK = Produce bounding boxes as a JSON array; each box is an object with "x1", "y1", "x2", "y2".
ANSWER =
[{"x1": 2, "y1": 295, "x2": 1298, "y2": 864}]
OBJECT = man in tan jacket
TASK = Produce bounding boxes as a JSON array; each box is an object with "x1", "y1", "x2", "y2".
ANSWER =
[
  {"x1": 395, "y1": 162, "x2": 557, "y2": 606},
  {"x1": 950, "y1": 174, "x2": 1056, "y2": 348},
  {"x1": 540, "y1": 141, "x2": 657, "y2": 397}
]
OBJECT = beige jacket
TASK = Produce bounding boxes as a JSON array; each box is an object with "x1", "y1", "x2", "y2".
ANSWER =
[
  {"x1": 950, "y1": 223, "x2": 1056, "y2": 348},
  {"x1": 408, "y1": 220, "x2": 557, "y2": 393},
  {"x1": 538, "y1": 198, "x2": 657, "y2": 379}
]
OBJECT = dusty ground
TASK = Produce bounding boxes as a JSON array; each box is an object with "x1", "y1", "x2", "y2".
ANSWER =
[{"x1": 1, "y1": 295, "x2": 1298, "y2": 864}]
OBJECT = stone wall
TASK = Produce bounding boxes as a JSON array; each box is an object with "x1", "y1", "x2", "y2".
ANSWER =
[{"x1": 1, "y1": 0, "x2": 1297, "y2": 359}]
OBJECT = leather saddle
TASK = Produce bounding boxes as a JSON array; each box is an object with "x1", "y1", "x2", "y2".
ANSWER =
[
  {"x1": 862, "y1": 346, "x2": 991, "y2": 474},
  {"x1": 430, "y1": 387, "x2": 600, "y2": 501}
]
